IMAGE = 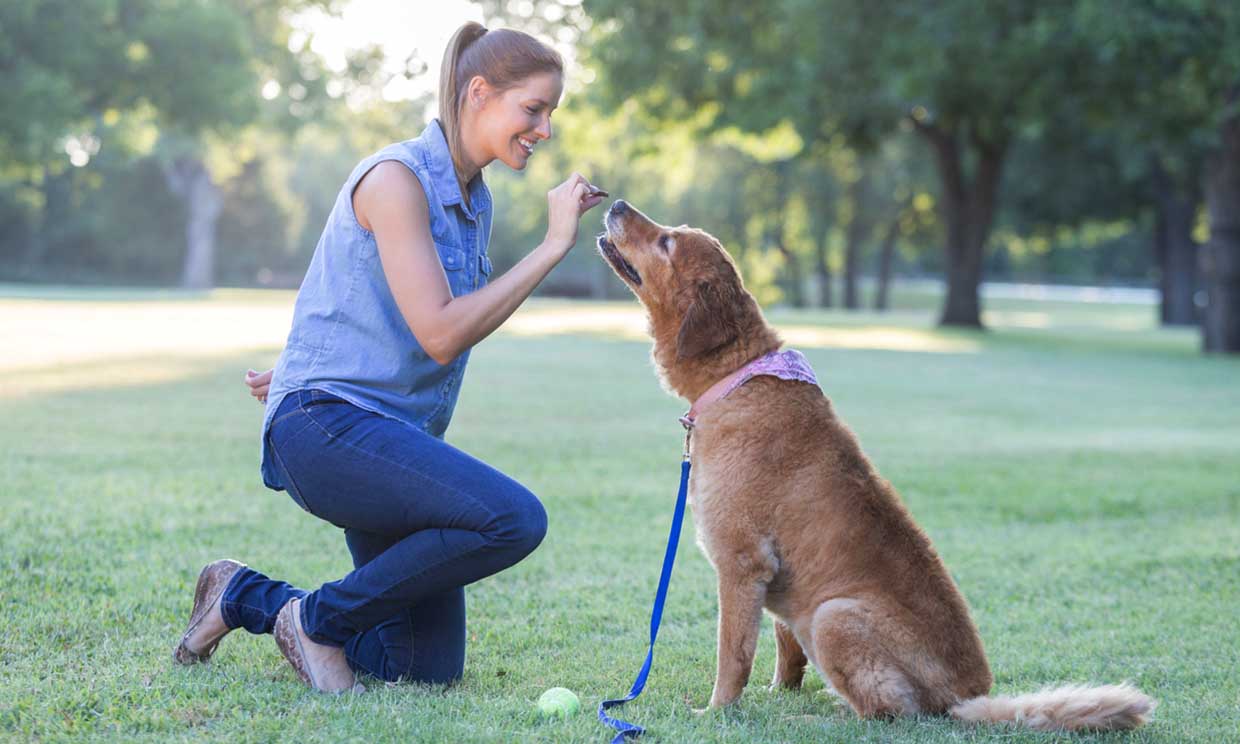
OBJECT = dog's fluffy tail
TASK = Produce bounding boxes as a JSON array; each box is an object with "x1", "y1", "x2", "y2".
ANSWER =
[{"x1": 948, "y1": 682, "x2": 1155, "y2": 731}]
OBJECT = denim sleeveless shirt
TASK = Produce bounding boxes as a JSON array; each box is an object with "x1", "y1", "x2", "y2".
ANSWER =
[{"x1": 260, "y1": 119, "x2": 493, "y2": 489}]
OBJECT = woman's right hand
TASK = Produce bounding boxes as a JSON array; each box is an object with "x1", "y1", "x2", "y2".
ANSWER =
[
  {"x1": 544, "y1": 172, "x2": 606, "y2": 252},
  {"x1": 245, "y1": 368, "x2": 273, "y2": 404}
]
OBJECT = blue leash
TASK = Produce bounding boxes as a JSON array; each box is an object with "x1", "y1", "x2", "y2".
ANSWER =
[{"x1": 597, "y1": 443, "x2": 691, "y2": 743}]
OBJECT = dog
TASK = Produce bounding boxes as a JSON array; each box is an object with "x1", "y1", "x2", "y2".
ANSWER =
[{"x1": 597, "y1": 200, "x2": 1155, "y2": 731}]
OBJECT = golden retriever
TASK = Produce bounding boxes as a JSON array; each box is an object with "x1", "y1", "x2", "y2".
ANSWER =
[{"x1": 597, "y1": 200, "x2": 1155, "y2": 731}]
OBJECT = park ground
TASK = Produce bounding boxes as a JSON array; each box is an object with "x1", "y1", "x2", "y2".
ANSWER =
[{"x1": 1, "y1": 283, "x2": 1237, "y2": 742}]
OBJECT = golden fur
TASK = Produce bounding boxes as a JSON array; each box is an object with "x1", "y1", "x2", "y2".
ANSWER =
[{"x1": 597, "y1": 201, "x2": 1155, "y2": 731}]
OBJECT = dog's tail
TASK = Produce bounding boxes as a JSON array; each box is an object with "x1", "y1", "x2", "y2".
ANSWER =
[{"x1": 948, "y1": 682, "x2": 1155, "y2": 731}]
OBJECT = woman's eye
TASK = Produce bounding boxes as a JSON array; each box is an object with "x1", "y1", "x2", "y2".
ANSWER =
[{"x1": 525, "y1": 106, "x2": 539, "y2": 114}]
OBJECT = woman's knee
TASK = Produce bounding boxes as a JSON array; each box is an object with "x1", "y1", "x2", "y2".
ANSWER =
[
  {"x1": 510, "y1": 489, "x2": 548, "y2": 555},
  {"x1": 348, "y1": 628, "x2": 465, "y2": 685},
  {"x1": 363, "y1": 651, "x2": 463, "y2": 686},
  {"x1": 487, "y1": 487, "x2": 547, "y2": 557},
  {"x1": 382, "y1": 652, "x2": 463, "y2": 686}
]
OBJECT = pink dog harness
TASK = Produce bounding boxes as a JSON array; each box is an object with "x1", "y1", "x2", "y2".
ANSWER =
[{"x1": 678, "y1": 349, "x2": 819, "y2": 432}]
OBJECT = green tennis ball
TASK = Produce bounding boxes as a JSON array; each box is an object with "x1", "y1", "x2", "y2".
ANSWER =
[{"x1": 536, "y1": 687, "x2": 581, "y2": 719}]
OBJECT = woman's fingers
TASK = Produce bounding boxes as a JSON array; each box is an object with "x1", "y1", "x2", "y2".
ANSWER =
[
  {"x1": 246, "y1": 368, "x2": 273, "y2": 403},
  {"x1": 246, "y1": 368, "x2": 273, "y2": 387},
  {"x1": 560, "y1": 172, "x2": 606, "y2": 198},
  {"x1": 546, "y1": 172, "x2": 608, "y2": 244},
  {"x1": 569, "y1": 180, "x2": 589, "y2": 204},
  {"x1": 579, "y1": 192, "x2": 606, "y2": 213}
]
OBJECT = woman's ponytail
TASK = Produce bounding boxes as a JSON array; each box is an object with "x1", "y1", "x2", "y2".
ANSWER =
[{"x1": 439, "y1": 21, "x2": 489, "y2": 173}]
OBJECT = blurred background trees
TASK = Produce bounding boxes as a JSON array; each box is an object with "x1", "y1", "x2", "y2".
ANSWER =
[{"x1": 2, "y1": 0, "x2": 1238, "y2": 351}]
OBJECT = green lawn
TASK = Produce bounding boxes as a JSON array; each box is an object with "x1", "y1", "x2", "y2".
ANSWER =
[{"x1": 1, "y1": 285, "x2": 1237, "y2": 742}]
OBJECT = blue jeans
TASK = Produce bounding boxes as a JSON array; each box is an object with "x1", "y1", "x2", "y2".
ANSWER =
[{"x1": 220, "y1": 389, "x2": 547, "y2": 684}]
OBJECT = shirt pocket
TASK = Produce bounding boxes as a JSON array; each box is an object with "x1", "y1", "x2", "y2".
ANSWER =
[{"x1": 436, "y1": 242, "x2": 467, "y2": 295}]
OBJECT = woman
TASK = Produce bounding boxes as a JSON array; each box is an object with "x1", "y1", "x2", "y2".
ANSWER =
[{"x1": 172, "y1": 22, "x2": 605, "y2": 692}]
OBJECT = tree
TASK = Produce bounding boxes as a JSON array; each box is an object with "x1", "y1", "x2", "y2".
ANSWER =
[
  {"x1": 995, "y1": 115, "x2": 1155, "y2": 286},
  {"x1": 1074, "y1": 1, "x2": 1240, "y2": 351},
  {"x1": 581, "y1": 0, "x2": 1104, "y2": 328},
  {"x1": 0, "y1": 0, "x2": 335, "y2": 288},
  {"x1": 1202, "y1": 86, "x2": 1240, "y2": 351},
  {"x1": 1150, "y1": 153, "x2": 1202, "y2": 325}
]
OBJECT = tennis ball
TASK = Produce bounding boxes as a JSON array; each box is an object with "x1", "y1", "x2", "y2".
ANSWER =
[{"x1": 536, "y1": 687, "x2": 581, "y2": 719}]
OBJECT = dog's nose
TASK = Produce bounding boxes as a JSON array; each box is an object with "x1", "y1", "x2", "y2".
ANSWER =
[{"x1": 610, "y1": 199, "x2": 630, "y2": 215}]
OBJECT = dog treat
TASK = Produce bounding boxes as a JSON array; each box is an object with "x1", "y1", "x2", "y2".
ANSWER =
[{"x1": 587, "y1": 185, "x2": 609, "y2": 198}]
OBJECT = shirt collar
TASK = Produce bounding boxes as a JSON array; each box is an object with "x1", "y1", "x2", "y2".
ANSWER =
[{"x1": 423, "y1": 119, "x2": 491, "y2": 219}]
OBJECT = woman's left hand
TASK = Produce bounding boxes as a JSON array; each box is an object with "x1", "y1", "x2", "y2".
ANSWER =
[{"x1": 246, "y1": 368, "x2": 273, "y2": 403}]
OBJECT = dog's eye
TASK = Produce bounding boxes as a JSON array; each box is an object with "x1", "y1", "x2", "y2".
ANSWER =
[{"x1": 657, "y1": 234, "x2": 671, "y2": 252}]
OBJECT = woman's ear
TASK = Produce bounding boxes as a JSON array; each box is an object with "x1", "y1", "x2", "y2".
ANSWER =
[{"x1": 466, "y1": 75, "x2": 493, "y2": 109}]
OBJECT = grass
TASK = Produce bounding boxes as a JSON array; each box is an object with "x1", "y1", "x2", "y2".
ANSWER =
[{"x1": 1, "y1": 283, "x2": 1238, "y2": 742}]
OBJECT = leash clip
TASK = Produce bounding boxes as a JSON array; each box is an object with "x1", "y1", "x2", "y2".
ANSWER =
[{"x1": 678, "y1": 415, "x2": 694, "y2": 461}]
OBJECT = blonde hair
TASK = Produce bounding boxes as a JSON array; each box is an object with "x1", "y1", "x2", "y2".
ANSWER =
[{"x1": 438, "y1": 22, "x2": 563, "y2": 194}]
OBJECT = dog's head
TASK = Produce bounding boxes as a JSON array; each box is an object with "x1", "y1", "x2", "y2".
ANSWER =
[{"x1": 598, "y1": 200, "x2": 778, "y2": 394}]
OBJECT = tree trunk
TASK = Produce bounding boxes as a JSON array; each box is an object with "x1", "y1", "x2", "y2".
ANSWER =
[
  {"x1": 1201, "y1": 87, "x2": 1240, "y2": 353},
  {"x1": 873, "y1": 203, "x2": 906, "y2": 312},
  {"x1": 915, "y1": 120, "x2": 1006, "y2": 328},
  {"x1": 1150, "y1": 155, "x2": 1200, "y2": 326},
  {"x1": 843, "y1": 174, "x2": 869, "y2": 310},
  {"x1": 815, "y1": 233, "x2": 833, "y2": 308},
  {"x1": 772, "y1": 161, "x2": 806, "y2": 307},
  {"x1": 163, "y1": 155, "x2": 223, "y2": 290},
  {"x1": 776, "y1": 242, "x2": 806, "y2": 307},
  {"x1": 809, "y1": 188, "x2": 833, "y2": 308}
]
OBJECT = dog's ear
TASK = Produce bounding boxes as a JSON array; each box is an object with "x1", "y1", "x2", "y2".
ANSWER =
[{"x1": 676, "y1": 280, "x2": 739, "y2": 360}]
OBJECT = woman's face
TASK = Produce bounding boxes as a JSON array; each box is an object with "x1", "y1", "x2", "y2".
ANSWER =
[{"x1": 471, "y1": 71, "x2": 564, "y2": 171}]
